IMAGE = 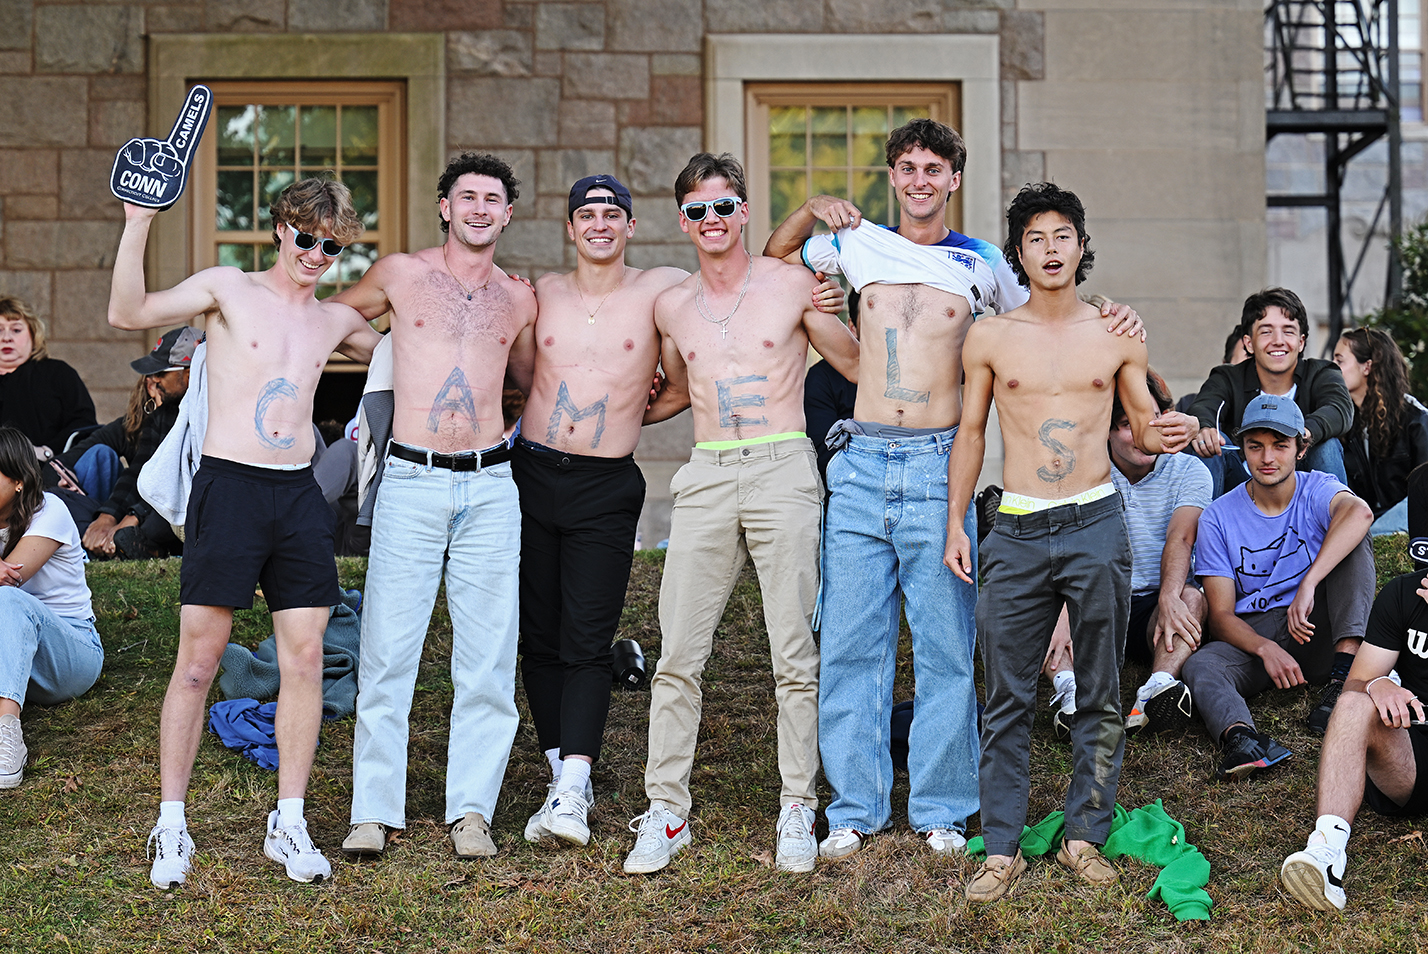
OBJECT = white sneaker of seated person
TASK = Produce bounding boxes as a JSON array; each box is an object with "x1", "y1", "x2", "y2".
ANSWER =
[
  {"x1": 623, "y1": 804, "x2": 690, "y2": 874},
  {"x1": 1281, "y1": 834, "x2": 1349, "y2": 912}
]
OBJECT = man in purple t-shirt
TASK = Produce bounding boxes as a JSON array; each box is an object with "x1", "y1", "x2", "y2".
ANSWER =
[{"x1": 1184, "y1": 394, "x2": 1375, "y2": 779}]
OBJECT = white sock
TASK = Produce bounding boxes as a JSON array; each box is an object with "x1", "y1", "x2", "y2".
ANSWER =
[
  {"x1": 557, "y1": 757, "x2": 591, "y2": 795},
  {"x1": 1140, "y1": 670, "x2": 1176, "y2": 696},
  {"x1": 1052, "y1": 670, "x2": 1076, "y2": 698},
  {"x1": 545, "y1": 747, "x2": 563, "y2": 780},
  {"x1": 158, "y1": 801, "x2": 186, "y2": 828},
  {"x1": 277, "y1": 797, "x2": 304, "y2": 828},
  {"x1": 1312, "y1": 814, "x2": 1352, "y2": 852}
]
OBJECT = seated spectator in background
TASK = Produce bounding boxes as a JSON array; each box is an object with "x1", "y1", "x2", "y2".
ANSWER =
[
  {"x1": 1333, "y1": 328, "x2": 1428, "y2": 536},
  {"x1": 1187, "y1": 288, "x2": 1353, "y2": 497},
  {"x1": 0, "y1": 297, "x2": 97, "y2": 464},
  {"x1": 312, "y1": 415, "x2": 367, "y2": 558},
  {"x1": 804, "y1": 289, "x2": 859, "y2": 480},
  {"x1": 1175, "y1": 324, "x2": 1251, "y2": 415},
  {"x1": 1183, "y1": 395, "x2": 1375, "y2": 779},
  {"x1": 0, "y1": 427, "x2": 105, "y2": 790},
  {"x1": 57, "y1": 328, "x2": 200, "y2": 558},
  {"x1": 1279, "y1": 569, "x2": 1428, "y2": 912},
  {"x1": 1043, "y1": 368, "x2": 1212, "y2": 740}
]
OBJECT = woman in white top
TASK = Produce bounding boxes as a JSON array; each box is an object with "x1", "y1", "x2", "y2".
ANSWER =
[{"x1": 0, "y1": 426, "x2": 103, "y2": 788}]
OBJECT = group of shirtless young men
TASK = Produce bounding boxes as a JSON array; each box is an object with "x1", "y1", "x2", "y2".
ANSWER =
[{"x1": 109, "y1": 117, "x2": 1330, "y2": 902}]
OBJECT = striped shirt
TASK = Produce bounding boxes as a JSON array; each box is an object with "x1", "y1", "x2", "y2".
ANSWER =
[{"x1": 1111, "y1": 453, "x2": 1213, "y2": 594}]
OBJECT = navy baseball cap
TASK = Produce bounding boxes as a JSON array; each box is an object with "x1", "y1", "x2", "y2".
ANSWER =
[
  {"x1": 131, "y1": 326, "x2": 203, "y2": 374},
  {"x1": 568, "y1": 175, "x2": 632, "y2": 220},
  {"x1": 1236, "y1": 393, "x2": 1305, "y2": 439}
]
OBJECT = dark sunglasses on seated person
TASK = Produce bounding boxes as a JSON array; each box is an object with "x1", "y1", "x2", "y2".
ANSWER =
[
  {"x1": 289, "y1": 228, "x2": 345, "y2": 257},
  {"x1": 679, "y1": 196, "x2": 743, "y2": 221}
]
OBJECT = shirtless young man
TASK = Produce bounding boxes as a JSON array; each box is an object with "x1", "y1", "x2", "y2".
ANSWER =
[
  {"x1": 517, "y1": 175, "x2": 847, "y2": 848},
  {"x1": 108, "y1": 179, "x2": 382, "y2": 888},
  {"x1": 621, "y1": 153, "x2": 859, "y2": 876},
  {"x1": 333, "y1": 153, "x2": 537, "y2": 861},
  {"x1": 944, "y1": 182, "x2": 1194, "y2": 902},
  {"x1": 763, "y1": 118, "x2": 1142, "y2": 860}
]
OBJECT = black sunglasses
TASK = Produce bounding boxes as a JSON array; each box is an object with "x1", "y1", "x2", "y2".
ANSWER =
[
  {"x1": 290, "y1": 229, "x2": 344, "y2": 257},
  {"x1": 679, "y1": 196, "x2": 742, "y2": 222}
]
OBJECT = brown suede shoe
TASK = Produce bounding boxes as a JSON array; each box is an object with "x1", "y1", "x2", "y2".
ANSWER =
[
  {"x1": 964, "y1": 850, "x2": 1027, "y2": 902},
  {"x1": 1056, "y1": 841, "x2": 1118, "y2": 886},
  {"x1": 451, "y1": 812, "x2": 497, "y2": 858},
  {"x1": 341, "y1": 822, "x2": 388, "y2": 858}
]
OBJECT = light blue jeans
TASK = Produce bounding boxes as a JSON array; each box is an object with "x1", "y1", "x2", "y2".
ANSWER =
[
  {"x1": 818, "y1": 430, "x2": 980, "y2": 834},
  {"x1": 0, "y1": 587, "x2": 102, "y2": 707},
  {"x1": 1371, "y1": 496, "x2": 1409, "y2": 536},
  {"x1": 350, "y1": 452, "x2": 521, "y2": 828}
]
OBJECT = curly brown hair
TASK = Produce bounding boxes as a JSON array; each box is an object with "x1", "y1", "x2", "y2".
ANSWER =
[
  {"x1": 1341, "y1": 327, "x2": 1412, "y2": 458},
  {"x1": 270, "y1": 177, "x2": 363, "y2": 249},
  {"x1": 0, "y1": 426, "x2": 43, "y2": 560}
]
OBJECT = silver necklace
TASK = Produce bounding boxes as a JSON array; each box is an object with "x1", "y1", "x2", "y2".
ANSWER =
[
  {"x1": 442, "y1": 244, "x2": 491, "y2": 301},
  {"x1": 694, "y1": 252, "x2": 753, "y2": 339}
]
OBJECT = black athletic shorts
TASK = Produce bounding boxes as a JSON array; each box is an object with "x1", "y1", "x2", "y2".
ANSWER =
[
  {"x1": 1363, "y1": 725, "x2": 1428, "y2": 818},
  {"x1": 1125, "y1": 590, "x2": 1159, "y2": 665},
  {"x1": 180, "y1": 456, "x2": 340, "y2": 611}
]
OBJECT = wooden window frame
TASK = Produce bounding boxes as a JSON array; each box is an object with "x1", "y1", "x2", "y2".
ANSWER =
[{"x1": 744, "y1": 82, "x2": 962, "y2": 249}]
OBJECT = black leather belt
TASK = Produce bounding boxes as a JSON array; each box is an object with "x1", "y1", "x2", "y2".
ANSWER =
[{"x1": 387, "y1": 441, "x2": 512, "y2": 470}]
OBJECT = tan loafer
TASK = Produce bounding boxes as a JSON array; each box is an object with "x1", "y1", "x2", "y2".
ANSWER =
[
  {"x1": 451, "y1": 812, "x2": 497, "y2": 858},
  {"x1": 341, "y1": 822, "x2": 388, "y2": 857},
  {"x1": 1056, "y1": 841, "x2": 1118, "y2": 886},
  {"x1": 965, "y1": 850, "x2": 1027, "y2": 902}
]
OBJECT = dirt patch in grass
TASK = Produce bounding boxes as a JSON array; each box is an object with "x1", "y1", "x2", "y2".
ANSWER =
[{"x1": 1, "y1": 543, "x2": 1425, "y2": 951}]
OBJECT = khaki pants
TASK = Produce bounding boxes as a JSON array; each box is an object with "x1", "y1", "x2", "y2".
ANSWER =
[{"x1": 645, "y1": 439, "x2": 823, "y2": 815}]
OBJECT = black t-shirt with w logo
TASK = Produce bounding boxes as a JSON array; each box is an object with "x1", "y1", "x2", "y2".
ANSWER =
[{"x1": 1365, "y1": 571, "x2": 1428, "y2": 702}]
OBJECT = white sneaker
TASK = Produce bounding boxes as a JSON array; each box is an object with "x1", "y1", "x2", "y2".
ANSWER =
[
  {"x1": 1281, "y1": 842, "x2": 1348, "y2": 912},
  {"x1": 1125, "y1": 676, "x2": 1193, "y2": 737},
  {"x1": 263, "y1": 810, "x2": 332, "y2": 884},
  {"x1": 622, "y1": 804, "x2": 690, "y2": 874},
  {"x1": 774, "y1": 803, "x2": 817, "y2": 872},
  {"x1": 545, "y1": 786, "x2": 592, "y2": 846},
  {"x1": 818, "y1": 827, "x2": 864, "y2": 860},
  {"x1": 1050, "y1": 685, "x2": 1076, "y2": 742},
  {"x1": 0, "y1": 714, "x2": 25, "y2": 789},
  {"x1": 524, "y1": 779, "x2": 596, "y2": 843},
  {"x1": 925, "y1": 827, "x2": 967, "y2": 855},
  {"x1": 147, "y1": 824, "x2": 194, "y2": 889}
]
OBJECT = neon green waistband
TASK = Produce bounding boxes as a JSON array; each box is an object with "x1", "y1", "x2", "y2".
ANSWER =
[
  {"x1": 694, "y1": 431, "x2": 807, "y2": 450},
  {"x1": 998, "y1": 483, "x2": 1116, "y2": 515}
]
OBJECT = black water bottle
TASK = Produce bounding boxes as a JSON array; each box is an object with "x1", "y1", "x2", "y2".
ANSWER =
[{"x1": 611, "y1": 638, "x2": 647, "y2": 690}]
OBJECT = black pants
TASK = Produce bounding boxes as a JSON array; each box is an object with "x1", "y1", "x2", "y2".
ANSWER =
[{"x1": 513, "y1": 438, "x2": 645, "y2": 762}]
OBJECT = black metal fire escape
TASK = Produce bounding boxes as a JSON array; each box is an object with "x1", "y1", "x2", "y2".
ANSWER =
[{"x1": 1266, "y1": 0, "x2": 1403, "y2": 350}]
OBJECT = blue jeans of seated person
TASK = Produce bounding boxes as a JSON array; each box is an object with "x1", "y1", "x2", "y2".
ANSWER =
[
  {"x1": 0, "y1": 588, "x2": 103, "y2": 708},
  {"x1": 73, "y1": 444, "x2": 121, "y2": 502},
  {"x1": 818, "y1": 430, "x2": 980, "y2": 836},
  {"x1": 1370, "y1": 496, "x2": 1408, "y2": 536},
  {"x1": 350, "y1": 451, "x2": 520, "y2": 828},
  {"x1": 1207, "y1": 436, "x2": 1346, "y2": 498}
]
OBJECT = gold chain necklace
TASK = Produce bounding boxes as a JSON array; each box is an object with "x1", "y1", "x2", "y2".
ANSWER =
[
  {"x1": 576, "y1": 266, "x2": 626, "y2": 325},
  {"x1": 442, "y1": 244, "x2": 492, "y2": 301}
]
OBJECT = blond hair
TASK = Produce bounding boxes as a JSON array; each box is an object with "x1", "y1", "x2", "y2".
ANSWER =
[
  {"x1": 270, "y1": 177, "x2": 363, "y2": 248},
  {"x1": 0, "y1": 296, "x2": 46, "y2": 361}
]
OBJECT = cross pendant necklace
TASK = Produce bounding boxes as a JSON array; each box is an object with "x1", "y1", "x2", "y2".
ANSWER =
[{"x1": 694, "y1": 252, "x2": 754, "y2": 339}]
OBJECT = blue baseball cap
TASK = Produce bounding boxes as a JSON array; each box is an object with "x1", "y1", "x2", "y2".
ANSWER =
[
  {"x1": 568, "y1": 175, "x2": 632, "y2": 220},
  {"x1": 1236, "y1": 393, "x2": 1305, "y2": 439}
]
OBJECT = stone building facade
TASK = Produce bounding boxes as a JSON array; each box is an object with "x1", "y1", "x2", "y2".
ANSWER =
[{"x1": 0, "y1": 0, "x2": 1264, "y2": 542}]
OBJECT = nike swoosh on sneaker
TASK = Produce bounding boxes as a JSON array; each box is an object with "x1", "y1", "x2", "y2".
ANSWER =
[
  {"x1": 1327, "y1": 867, "x2": 1344, "y2": 888},
  {"x1": 665, "y1": 821, "x2": 687, "y2": 839}
]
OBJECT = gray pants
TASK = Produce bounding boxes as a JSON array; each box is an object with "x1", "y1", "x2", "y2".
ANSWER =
[
  {"x1": 977, "y1": 493, "x2": 1130, "y2": 858},
  {"x1": 1181, "y1": 534, "x2": 1375, "y2": 742}
]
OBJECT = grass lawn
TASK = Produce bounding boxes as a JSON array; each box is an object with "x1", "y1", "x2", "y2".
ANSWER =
[{"x1": 2, "y1": 538, "x2": 1427, "y2": 952}]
